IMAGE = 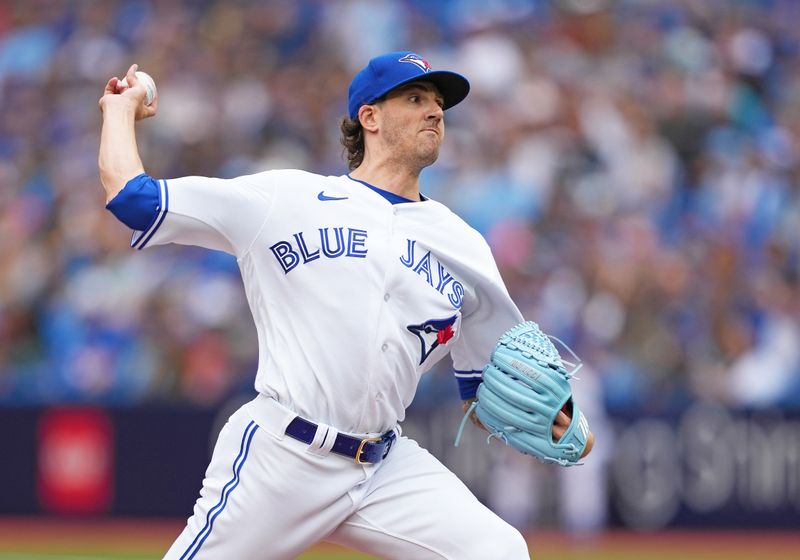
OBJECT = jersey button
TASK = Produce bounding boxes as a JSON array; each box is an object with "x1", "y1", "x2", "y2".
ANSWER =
[
  {"x1": 381, "y1": 343, "x2": 388, "y2": 352},
  {"x1": 383, "y1": 293, "x2": 390, "y2": 301},
  {"x1": 375, "y1": 392, "x2": 384, "y2": 401}
]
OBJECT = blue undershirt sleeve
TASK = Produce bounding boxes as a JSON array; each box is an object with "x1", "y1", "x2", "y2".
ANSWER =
[
  {"x1": 105, "y1": 173, "x2": 161, "y2": 231},
  {"x1": 455, "y1": 372, "x2": 483, "y2": 401}
]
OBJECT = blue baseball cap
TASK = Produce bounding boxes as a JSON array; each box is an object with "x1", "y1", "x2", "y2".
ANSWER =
[{"x1": 348, "y1": 51, "x2": 470, "y2": 120}]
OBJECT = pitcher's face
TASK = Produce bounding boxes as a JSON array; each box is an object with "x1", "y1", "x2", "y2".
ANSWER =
[{"x1": 377, "y1": 82, "x2": 445, "y2": 170}]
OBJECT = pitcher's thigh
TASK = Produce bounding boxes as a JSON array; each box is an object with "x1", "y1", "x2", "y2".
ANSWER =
[
  {"x1": 164, "y1": 408, "x2": 356, "y2": 560},
  {"x1": 328, "y1": 437, "x2": 529, "y2": 560}
]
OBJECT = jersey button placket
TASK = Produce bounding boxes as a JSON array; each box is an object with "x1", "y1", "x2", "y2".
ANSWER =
[{"x1": 380, "y1": 207, "x2": 395, "y2": 356}]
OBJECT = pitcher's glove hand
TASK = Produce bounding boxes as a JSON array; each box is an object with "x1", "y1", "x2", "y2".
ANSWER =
[{"x1": 456, "y1": 321, "x2": 592, "y2": 466}]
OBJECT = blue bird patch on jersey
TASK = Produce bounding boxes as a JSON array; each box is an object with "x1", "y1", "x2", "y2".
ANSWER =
[{"x1": 407, "y1": 315, "x2": 457, "y2": 365}]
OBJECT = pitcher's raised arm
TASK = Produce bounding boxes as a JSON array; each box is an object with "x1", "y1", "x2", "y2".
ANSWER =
[{"x1": 97, "y1": 63, "x2": 157, "y2": 203}]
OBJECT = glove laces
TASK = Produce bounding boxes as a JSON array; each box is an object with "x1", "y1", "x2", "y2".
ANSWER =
[
  {"x1": 453, "y1": 400, "x2": 478, "y2": 448},
  {"x1": 547, "y1": 334, "x2": 584, "y2": 379}
]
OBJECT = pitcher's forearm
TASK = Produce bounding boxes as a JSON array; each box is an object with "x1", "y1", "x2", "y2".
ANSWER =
[{"x1": 98, "y1": 102, "x2": 145, "y2": 203}]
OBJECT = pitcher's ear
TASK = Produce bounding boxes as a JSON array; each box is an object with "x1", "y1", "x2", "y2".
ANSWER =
[{"x1": 359, "y1": 104, "x2": 379, "y2": 132}]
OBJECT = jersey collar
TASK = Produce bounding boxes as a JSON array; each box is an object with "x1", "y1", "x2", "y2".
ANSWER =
[{"x1": 346, "y1": 174, "x2": 427, "y2": 204}]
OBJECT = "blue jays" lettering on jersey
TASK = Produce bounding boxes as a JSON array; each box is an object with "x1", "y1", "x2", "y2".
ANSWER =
[
  {"x1": 270, "y1": 227, "x2": 369, "y2": 274},
  {"x1": 400, "y1": 239, "x2": 464, "y2": 308}
]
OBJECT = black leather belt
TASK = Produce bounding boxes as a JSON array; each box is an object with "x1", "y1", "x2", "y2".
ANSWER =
[{"x1": 285, "y1": 416, "x2": 396, "y2": 464}]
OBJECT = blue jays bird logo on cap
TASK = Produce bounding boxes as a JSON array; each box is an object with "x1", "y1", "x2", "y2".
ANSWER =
[
  {"x1": 347, "y1": 51, "x2": 469, "y2": 119},
  {"x1": 398, "y1": 53, "x2": 432, "y2": 73},
  {"x1": 407, "y1": 315, "x2": 457, "y2": 365}
]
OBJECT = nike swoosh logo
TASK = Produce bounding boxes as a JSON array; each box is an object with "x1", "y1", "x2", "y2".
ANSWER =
[{"x1": 318, "y1": 191, "x2": 348, "y2": 201}]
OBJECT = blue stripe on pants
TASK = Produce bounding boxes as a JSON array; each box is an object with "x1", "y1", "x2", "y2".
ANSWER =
[{"x1": 181, "y1": 420, "x2": 258, "y2": 559}]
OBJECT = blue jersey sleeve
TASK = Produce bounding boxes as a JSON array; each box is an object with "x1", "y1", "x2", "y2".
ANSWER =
[
  {"x1": 106, "y1": 173, "x2": 161, "y2": 231},
  {"x1": 106, "y1": 171, "x2": 277, "y2": 255}
]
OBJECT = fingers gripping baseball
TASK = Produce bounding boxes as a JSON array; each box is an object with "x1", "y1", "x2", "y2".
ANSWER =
[{"x1": 98, "y1": 64, "x2": 158, "y2": 120}]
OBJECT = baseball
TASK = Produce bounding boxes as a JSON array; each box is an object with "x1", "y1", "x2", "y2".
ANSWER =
[{"x1": 119, "y1": 70, "x2": 157, "y2": 106}]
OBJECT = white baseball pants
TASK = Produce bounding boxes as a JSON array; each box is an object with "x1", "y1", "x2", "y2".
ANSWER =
[{"x1": 164, "y1": 395, "x2": 529, "y2": 559}]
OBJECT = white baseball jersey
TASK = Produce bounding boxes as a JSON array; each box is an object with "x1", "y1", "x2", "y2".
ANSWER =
[
  {"x1": 121, "y1": 170, "x2": 523, "y2": 434},
  {"x1": 110, "y1": 169, "x2": 532, "y2": 559}
]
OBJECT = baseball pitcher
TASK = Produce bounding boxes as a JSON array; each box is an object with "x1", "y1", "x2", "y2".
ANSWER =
[{"x1": 98, "y1": 51, "x2": 593, "y2": 559}]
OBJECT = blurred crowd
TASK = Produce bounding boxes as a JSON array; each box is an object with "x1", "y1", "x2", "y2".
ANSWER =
[{"x1": 2, "y1": 0, "x2": 800, "y2": 411}]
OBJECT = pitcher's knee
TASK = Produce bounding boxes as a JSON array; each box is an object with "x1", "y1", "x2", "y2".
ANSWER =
[
  {"x1": 466, "y1": 521, "x2": 528, "y2": 560},
  {"x1": 497, "y1": 525, "x2": 529, "y2": 559}
]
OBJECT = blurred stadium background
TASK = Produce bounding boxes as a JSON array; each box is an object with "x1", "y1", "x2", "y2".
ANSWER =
[{"x1": 2, "y1": 0, "x2": 800, "y2": 558}]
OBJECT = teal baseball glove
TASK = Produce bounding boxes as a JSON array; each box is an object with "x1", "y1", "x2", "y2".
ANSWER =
[{"x1": 455, "y1": 321, "x2": 590, "y2": 466}]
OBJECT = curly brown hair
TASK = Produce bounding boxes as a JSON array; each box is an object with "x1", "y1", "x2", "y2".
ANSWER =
[{"x1": 340, "y1": 116, "x2": 364, "y2": 171}]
